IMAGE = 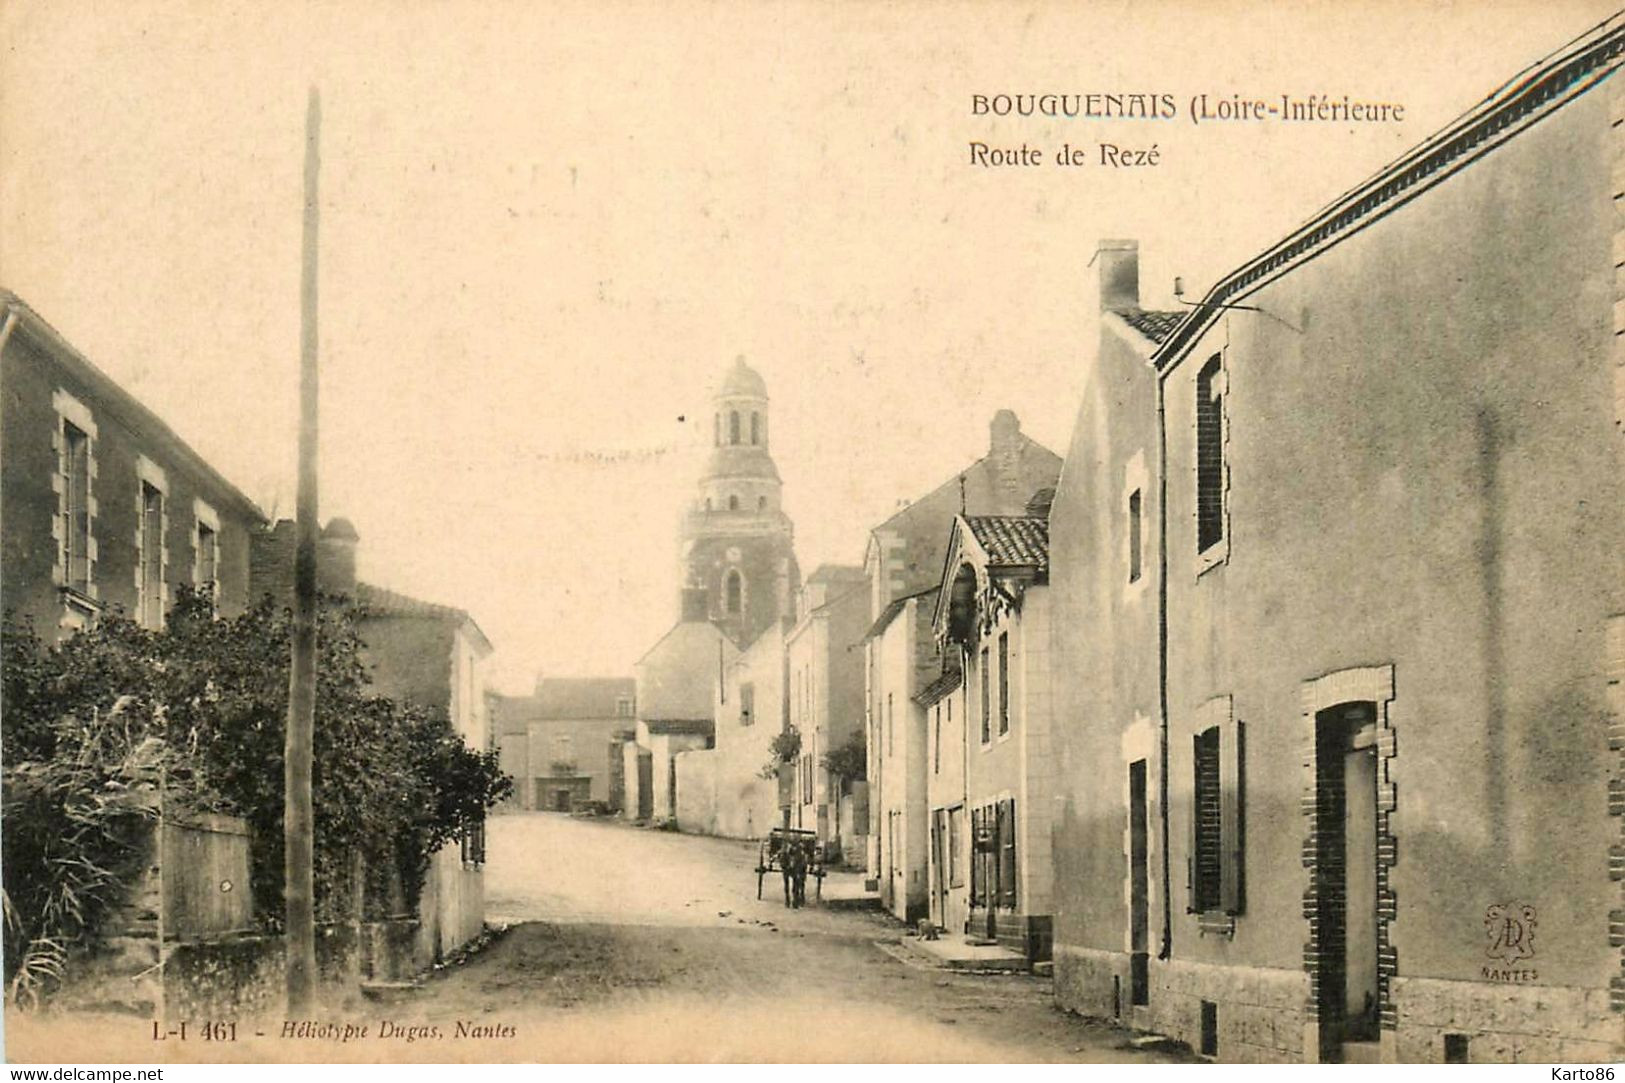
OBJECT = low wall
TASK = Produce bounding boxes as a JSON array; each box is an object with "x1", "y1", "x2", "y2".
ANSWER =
[
  {"x1": 59, "y1": 921, "x2": 420, "y2": 1019},
  {"x1": 675, "y1": 750, "x2": 717, "y2": 834}
]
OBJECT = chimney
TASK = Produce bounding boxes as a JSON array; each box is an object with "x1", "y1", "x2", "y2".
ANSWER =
[
  {"x1": 989, "y1": 410, "x2": 1025, "y2": 513},
  {"x1": 317, "y1": 517, "x2": 359, "y2": 596},
  {"x1": 1096, "y1": 239, "x2": 1139, "y2": 313}
]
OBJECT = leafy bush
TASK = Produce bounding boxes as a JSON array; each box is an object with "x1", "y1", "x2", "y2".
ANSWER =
[
  {"x1": 819, "y1": 728, "x2": 866, "y2": 782},
  {"x1": 1, "y1": 589, "x2": 511, "y2": 1004},
  {"x1": 758, "y1": 726, "x2": 801, "y2": 781}
]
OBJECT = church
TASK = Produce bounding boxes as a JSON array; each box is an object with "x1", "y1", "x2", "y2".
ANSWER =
[{"x1": 620, "y1": 357, "x2": 802, "y2": 823}]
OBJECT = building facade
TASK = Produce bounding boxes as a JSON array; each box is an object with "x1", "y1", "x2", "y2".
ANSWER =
[
  {"x1": 1, "y1": 292, "x2": 266, "y2": 636},
  {"x1": 786, "y1": 564, "x2": 868, "y2": 853},
  {"x1": 866, "y1": 587, "x2": 937, "y2": 923},
  {"x1": 1050, "y1": 24, "x2": 1624, "y2": 1064},
  {"x1": 680, "y1": 356, "x2": 801, "y2": 647},
  {"x1": 677, "y1": 618, "x2": 789, "y2": 838},
  {"x1": 492, "y1": 677, "x2": 636, "y2": 811},
  {"x1": 861, "y1": 412, "x2": 1062, "y2": 901},
  {"x1": 934, "y1": 513, "x2": 1056, "y2": 962}
]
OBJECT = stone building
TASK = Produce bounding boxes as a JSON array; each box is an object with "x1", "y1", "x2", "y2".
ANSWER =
[
  {"x1": 0, "y1": 291, "x2": 266, "y2": 636},
  {"x1": 625, "y1": 357, "x2": 798, "y2": 827},
  {"x1": 932, "y1": 510, "x2": 1056, "y2": 963},
  {"x1": 681, "y1": 356, "x2": 801, "y2": 647},
  {"x1": 627, "y1": 604, "x2": 738, "y2": 821},
  {"x1": 865, "y1": 585, "x2": 938, "y2": 923},
  {"x1": 676, "y1": 619, "x2": 789, "y2": 838},
  {"x1": 786, "y1": 564, "x2": 868, "y2": 854},
  {"x1": 862, "y1": 413, "x2": 1062, "y2": 911},
  {"x1": 491, "y1": 677, "x2": 636, "y2": 811},
  {"x1": 255, "y1": 520, "x2": 495, "y2": 965},
  {"x1": 1048, "y1": 20, "x2": 1624, "y2": 1064}
]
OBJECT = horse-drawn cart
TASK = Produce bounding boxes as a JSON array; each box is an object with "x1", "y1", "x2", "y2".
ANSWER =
[{"x1": 755, "y1": 826, "x2": 826, "y2": 905}]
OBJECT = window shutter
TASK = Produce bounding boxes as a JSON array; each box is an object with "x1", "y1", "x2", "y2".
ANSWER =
[
  {"x1": 1220, "y1": 719, "x2": 1246, "y2": 915},
  {"x1": 1191, "y1": 728, "x2": 1222, "y2": 912},
  {"x1": 1187, "y1": 734, "x2": 1200, "y2": 913},
  {"x1": 1001, "y1": 798, "x2": 1017, "y2": 909},
  {"x1": 970, "y1": 807, "x2": 982, "y2": 905}
]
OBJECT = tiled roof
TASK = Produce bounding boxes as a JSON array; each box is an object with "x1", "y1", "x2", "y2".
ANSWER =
[
  {"x1": 1116, "y1": 308, "x2": 1186, "y2": 344},
  {"x1": 355, "y1": 581, "x2": 468, "y2": 622},
  {"x1": 862, "y1": 585, "x2": 939, "y2": 643},
  {"x1": 913, "y1": 667, "x2": 963, "y2": 708},
  {"x1": 642, "y1": 718, "x2": 714, "y2": 737},
  {"x1": 966, "y1": 516, "x2": 1049, "y2": 571}
]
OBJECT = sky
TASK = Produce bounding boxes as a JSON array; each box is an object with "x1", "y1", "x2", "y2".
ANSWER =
[{"x1": 2, "y1": 0, "x2": 1616, "y2": 692}]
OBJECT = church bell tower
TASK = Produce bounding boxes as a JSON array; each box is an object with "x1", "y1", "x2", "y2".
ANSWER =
[{"x1": 679, "y1": 356, "x2": 800, "y2": 645}]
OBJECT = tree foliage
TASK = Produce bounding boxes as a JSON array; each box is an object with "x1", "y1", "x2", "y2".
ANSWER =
[
  {"x1": 1, "y1": 589, "x2": 511, "y2": 1005},
  {"x1": 819, "y1": 728, "x2": 866, "y2": 782},
  {"x1": 759, "y1": 725, "x2": 801, "y2": 781}
]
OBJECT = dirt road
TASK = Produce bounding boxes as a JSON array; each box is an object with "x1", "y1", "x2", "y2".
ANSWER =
[{"x1": 410, "y1": 813, "x2": 1193, "y2": 1062}]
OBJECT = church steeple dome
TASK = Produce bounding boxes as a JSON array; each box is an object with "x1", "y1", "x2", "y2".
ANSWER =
[{"x1": 679, "y1": 356, "x2": 800, "y2": 645}]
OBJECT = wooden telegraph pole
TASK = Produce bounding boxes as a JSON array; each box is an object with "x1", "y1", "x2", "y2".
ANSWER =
[{"x1": 285, "y1": 86, "x2": 321, "y2": 1012}]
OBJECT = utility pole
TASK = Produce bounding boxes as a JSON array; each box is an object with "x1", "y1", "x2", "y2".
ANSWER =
[{"x1": 285, "y1": 86, "x2": 321, "y2": 1012}]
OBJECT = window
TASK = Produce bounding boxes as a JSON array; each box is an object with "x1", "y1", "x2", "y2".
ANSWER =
[
  {"x1": 551, "y1": 733, "x2": 575, "y2": 770},
  {"x1": 196, "y1": 522, "x2": 218, "y2": 606},
  {"x1": 1191, "y1": 727, "x2": 1222, "y2": 911},
  {"x1": 617, "y1": 696, "x2": 633, "y2": 718},
  {"x1": 1128, "y1": 488, "x2": 1143, "y2": 583},
  {"x1": 750, "y1": 412, "x2": 759, "y2": 445},
  {"x1": 1188, "y1": 701, "x2": 1246, "y2": 916},
  {"x1": 729, "y1": 410, "x2": 741, "y2": 445},
  {"x1": 138, "y1": 481, "x2": 165, "y2": 629},
  {"x1": 997, "y1": 633, "x2": 1009, "y2": 736},
  {"x1": 948, "y1": 806, "x2": 965, "y2": 887},
  {"x1": 728, "y1": 494, "x2": 739, "y2": 511},
  {"x1": 725, "y1": 570, "x2": 742, "y2": 614},
  {"x1": 979, "y1": 647, "x2": 991, "y2": 743},
  {"x1": 61, "y1": 421, "x2": 92, "y2": 594},
  {"x1": 739, "y1": 682, "x2": 755, "y2": 726},
  {"x1": 459, "y1": 817, "x2": 486, "y2": 866},
  {"x1": 194, "y1": 499, "x2": 220, "y2": 613},
  {"x1": 757, "y1": 495, "x2": 767, "y2": 511},
  {"x1": 1196, "y1": 354, "x2": 1225, "y2": 554}
]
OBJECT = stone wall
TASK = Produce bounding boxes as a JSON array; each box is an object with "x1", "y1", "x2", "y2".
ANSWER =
[{"x1": 1390, "y1": 976, "x2": 1619, "y2": 1064}]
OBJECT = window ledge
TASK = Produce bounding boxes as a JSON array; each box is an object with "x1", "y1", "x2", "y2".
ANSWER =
[
  {"x1": 60, "y1": 586, "x2": 102, "y2": 614},
  {"x1": 1196, "y1": 539, "x2": 1229, "y2": 580}
]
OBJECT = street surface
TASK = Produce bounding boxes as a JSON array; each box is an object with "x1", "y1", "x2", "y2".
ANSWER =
[
  {"x1": 5, "y1": 813, "x2": 1193, "y2": 1063},
  {"x1": 426, "y1": 813, "x2": 1192, "y2": 1062}
]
